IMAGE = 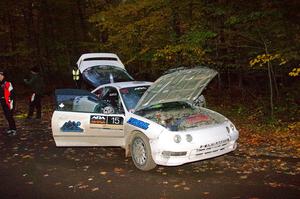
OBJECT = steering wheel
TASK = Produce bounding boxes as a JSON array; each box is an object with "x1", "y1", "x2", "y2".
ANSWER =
[{"x1": 102, "y1": 106, "x2": 115, "y2": 114}]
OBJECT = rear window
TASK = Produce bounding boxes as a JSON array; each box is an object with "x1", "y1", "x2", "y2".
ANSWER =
[{"x1": 82, "y1": 65, "x2": 134, "y2": 88}]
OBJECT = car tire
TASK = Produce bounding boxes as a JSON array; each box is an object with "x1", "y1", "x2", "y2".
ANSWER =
[{"x1": 131, "y1": 133, "x2": 156, "y2": 171}]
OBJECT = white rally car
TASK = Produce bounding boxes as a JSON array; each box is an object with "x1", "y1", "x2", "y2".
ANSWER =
[{"x1": 52, "y1": 68, "x2": 239, "y2": 171}]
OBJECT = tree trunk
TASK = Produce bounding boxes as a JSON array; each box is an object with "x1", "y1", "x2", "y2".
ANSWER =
[
  {"x1": 7, "y1": 14, "x2": 16, "y2": 51},
  {"x1": 270, "y1": 63, "x2": 279, "y2": 99},
  {"x1": 188, "y1": 0, "x2": 194, "y2": 22},
  {"x1": 264, "y1": 43, "x2": 274, "y2": 119},
  {"x1": 76, "y1": 0, "x2": 87, "y2": 39}
]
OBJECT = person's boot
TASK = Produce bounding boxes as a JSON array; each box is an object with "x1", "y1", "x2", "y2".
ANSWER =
[
  {"x1": 10, "y1": 130, "x2": 17, "y2": 136},
  {"x1": 7, "y1": 129, "x2": 17, "y2": 136}
]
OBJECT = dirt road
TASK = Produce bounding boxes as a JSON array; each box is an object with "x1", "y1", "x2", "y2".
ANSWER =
[{"x1": 0, "y1": 103, "x2": 299, "y2": 199}]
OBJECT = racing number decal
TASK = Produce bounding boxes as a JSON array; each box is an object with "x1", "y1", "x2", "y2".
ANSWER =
[
  {"x1": 90, "y1": 115, "x2": 124, "y2": 129},
  {"x1": 108, "y1": 116, "x2": 124, "y2": 125}
]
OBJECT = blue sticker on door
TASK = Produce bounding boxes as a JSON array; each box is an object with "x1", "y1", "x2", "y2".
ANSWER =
[
  {"x1": 127, "y1": 117, "x2": 149, "y2": 130},
  {"x1": 61, "y1": 121, "x2": 83, "y2": 132}
]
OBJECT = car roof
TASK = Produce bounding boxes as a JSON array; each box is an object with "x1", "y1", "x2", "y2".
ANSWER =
[{"x1": 93, "y1": 81, "x2": 153, "y2": 91}]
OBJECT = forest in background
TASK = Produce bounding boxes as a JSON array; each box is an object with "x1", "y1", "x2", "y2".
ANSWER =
[{"x1": 0, "y1": 0, "x2": 299, "y2": 122}]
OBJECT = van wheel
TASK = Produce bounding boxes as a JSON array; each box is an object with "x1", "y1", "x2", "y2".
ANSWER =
[{"x1": 131, "y1": 133, "x2": 156, "y2": 171}]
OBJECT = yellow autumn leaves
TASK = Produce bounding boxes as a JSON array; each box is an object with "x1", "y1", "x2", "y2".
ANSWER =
[
  {"x1": 288, "y1": 67, "x2": 300, "y2": 77},
  {"x1": 154, "y1": 44, "x2": 206, "y2": 61},
  {"x1": 249, "y1": 53, "x2": 286, "y2": 67},
  {"x1": 153, "y1": 44, "x2": 207, "y2": 65},
  {"x1": 250, "y1": 53, "x2": 299, "y2": 77}
]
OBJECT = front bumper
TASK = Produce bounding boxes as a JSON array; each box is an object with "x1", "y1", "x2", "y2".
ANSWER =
[
  {"x1": 150, "y1": 123, "x2": 239, "y2": 166},
  {"x1": 152, "y1": 139, "x2": 237, "y2": 166}
]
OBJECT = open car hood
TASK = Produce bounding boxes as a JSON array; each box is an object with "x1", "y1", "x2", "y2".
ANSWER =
[{"x1": 134, "y1": 67, "x2": 218, "y2": 112}]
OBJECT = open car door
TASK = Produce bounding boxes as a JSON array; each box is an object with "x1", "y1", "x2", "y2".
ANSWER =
[{"x1": 51, "y1": 89, "x2": 125, "y2": 147}]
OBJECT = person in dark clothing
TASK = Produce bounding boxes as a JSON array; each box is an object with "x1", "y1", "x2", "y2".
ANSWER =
[
  {"x1": 0, "y1": 70, "x2": 17, "y2": 135},
  {"x1": 24, "y1": 66, "x2": 45, "y2": 119}
]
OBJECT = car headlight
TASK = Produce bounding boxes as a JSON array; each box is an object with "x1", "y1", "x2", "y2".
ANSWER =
[
  {"x1": 173, "y1": 135, "x2": 181, "y2": 143},
  {"x1": 186, "y1": 134, "x2": 193, "y2": 142},
  {"x1": 226, "y1": 126, "x2": 230, "y2": 134},
  {"x1": 230, "y1": 123, "x2": 235, "y2": 131}
]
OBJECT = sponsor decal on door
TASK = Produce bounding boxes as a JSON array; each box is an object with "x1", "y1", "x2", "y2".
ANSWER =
[{"x1": 90, "y1": 115, "x2": 124, "y2": 130}]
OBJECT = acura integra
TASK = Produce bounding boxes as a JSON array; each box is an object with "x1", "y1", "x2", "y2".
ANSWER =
[{"x1": 52, "y1": 67, "x2": 239, "y2": 171}]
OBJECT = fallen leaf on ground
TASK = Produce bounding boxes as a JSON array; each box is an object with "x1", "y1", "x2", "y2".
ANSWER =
[
  {"x1": 91, "y1": 187, "x2": 99, "y2": 192},
  {"x1": 22, "y1": 155, "x2": 33, "y2": 159},
  {"x1": 79, "y1": 185, "x2": 89, "y2": 189},
  {"x1": 114, "y1": 167, "x2": 124, "y2": 173},
  {"x1": 240, "y1": 175, "x2": 248, "y2": 179},
  {"x1": 100, "y1": 171, "x2": 107, "y2": 175}
]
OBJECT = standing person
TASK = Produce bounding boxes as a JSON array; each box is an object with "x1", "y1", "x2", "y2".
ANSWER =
[
  {"x1": 24, "y1": 66, "x2": 45, "y2": 119},
  {"x1": 0, "y1": 70, "x2": 17, "y2": 135},
  {"x1": 72, "y1": 65, "x2": 81, "y2": 88}
]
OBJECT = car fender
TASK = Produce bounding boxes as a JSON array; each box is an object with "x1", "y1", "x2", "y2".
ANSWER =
[{"x1": 124, "y1": 113, "x2": 165, "y2": 157}]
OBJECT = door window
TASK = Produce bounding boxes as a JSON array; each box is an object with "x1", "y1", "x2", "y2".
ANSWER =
[
  {"x1": 100, "y1": 87, "x2": 125, "y2": 114},
  {"x1": 55, "y1": 89, "x2": 108, "y2": 113}
]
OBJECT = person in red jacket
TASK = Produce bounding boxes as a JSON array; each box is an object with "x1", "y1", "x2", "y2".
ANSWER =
[{"x1": 0, "y1": 70, "x2": 16, "y2": 135}]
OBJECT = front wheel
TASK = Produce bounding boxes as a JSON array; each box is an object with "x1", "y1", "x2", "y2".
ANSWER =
[{"x1": 131, "y1": 133, "x2": 156, "y2": 171}]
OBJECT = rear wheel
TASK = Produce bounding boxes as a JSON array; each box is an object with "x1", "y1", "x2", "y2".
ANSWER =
[{"x1": 131, "y1": 133, "x2": 156, "y2": 171}]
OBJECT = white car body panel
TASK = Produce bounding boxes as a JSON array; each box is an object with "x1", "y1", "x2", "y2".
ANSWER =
[
  {"x1": 124, "y1": 108, "x2": 238, "y2": 166},
  {"x1": 149, "y1": 119, "x2": 238, "y2": 166},
  {"x1": 92, "y1": 81, "x2": 153, "y2": 92},
  {"x1": 52, "y1": 111, "x2": 125, "y2": 147},
  {"x1": 51, "y1": 68, "x2": 239, "y2": 168},
  {"x1": 77, "y1": 53, "x2": 125, "y2": 73}
]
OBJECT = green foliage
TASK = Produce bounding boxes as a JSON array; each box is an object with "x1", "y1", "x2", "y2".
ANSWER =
[
  {"x1": 0, "y1": 0, "x2": 299, "y2": 110},
  {"x1": 182, "y1": 29, "x2": 217, "y2": 46},
  {"x1": 1, "y1": 0, "x2": 299, "y2": 79}
]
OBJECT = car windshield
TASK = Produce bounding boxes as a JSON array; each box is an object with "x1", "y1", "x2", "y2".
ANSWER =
[
  {"x1": 82, "y1": 65, "x2": 134, "y2": 88},
  {"x1": 119, "y1": 86, "x2": 150, "y2": 111}
]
